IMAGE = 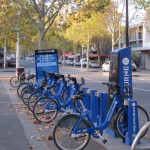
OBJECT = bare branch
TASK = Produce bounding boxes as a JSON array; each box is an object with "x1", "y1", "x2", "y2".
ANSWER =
[
  {"x1": 44, "y1": 2, "x2": 64, "y2": 27},
  {"x1": 32, "y1": 0, "x2": 42, "y2": 17},
  {"x1": 12, "y1": 0, "x2": 41, "y2": 29}
]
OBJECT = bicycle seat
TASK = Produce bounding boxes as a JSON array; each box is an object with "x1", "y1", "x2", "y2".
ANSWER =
[
  {"x1": 27, "y1": 74, "x2": 36, "y2": 80},
  {"x1": 70, "y1": 77, "x2": 77, "y2": 83},
  {"x1": 48, "y1": 72, "x2": 55, "y2": 77},
  {"x1": 59, "y1": 74, "x2": 65, "y2": 79},
  {"x1": 72, "y1": 94, "x2": 86, "y2": 100}
]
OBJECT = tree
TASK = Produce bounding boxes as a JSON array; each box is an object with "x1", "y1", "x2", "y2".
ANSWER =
[
  {"x1": 65, "y1": 12, "x2": 108, "y2": 68},
  {"x1": 102, "y1": 1, "x2": 123, "y2": 51},
  {"x1": 11, "y1": 0, "x2": 74, "y2": 50}
]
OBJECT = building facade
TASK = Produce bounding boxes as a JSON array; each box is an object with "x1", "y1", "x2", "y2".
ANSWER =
[{"x1": 119, "y1": 23, "x2": 150, "y2": 69}]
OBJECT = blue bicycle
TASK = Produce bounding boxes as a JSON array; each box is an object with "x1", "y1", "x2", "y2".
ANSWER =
[
  {"x1": 17, "y1": 70, "x2": 48, "y2": 98},
  {"x1": 53, "y1": 82, "x2": 149, "y2": 150},
  {"x1": 27, "y1": 74, "x2": 70, "y2": 112},
  {"x1": 21, "y1": 72, "x2": 60, "y2": 106},
  {"x1": 32, "y1": 77, "x2": 85, "y2": 123}
]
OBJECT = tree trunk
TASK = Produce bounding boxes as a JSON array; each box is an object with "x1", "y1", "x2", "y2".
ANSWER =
[
  {"x1": 63, "y1": 50, "x2": 65, "y2": 67},
  {"x1": 112, "y1": 32, "x2": 115, "y2": 51},
  {"x1": 86, "y1": 31, "x2": 90, "y2": 69},
  {"x1": 98, "y1": 53, "x2": 100, "y2": 67},
  {"x1": 39, "y1": 30, "x2": 45, "y2": 50}
]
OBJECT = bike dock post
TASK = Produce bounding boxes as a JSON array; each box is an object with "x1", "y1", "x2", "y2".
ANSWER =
[
  {"x1": 87, "y1": 89, "x2": 98, "y2": 123},
  {"x1": 96, "y1": 92, "x2": 108, "y2": 126},
  {"x1": 124, "y1": 99, "x2": 139, "y2": 146}
]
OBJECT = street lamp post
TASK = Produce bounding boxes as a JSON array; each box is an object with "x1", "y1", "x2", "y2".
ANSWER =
[{"x1": 125, "y1": 0, "x2": 129, "y2": 47}]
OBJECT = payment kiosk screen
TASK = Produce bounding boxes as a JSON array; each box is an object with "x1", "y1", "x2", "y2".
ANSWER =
[{"x1": 109, "y1": 53, "x2": 119, "y2": 83}]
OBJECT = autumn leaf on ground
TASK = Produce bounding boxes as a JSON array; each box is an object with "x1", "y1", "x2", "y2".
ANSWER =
[
  {"x1": 47, "y1": 135, "x2": 53, "y2": 140},
  {"x1": 29, "y1": 146, "x2": 33, "y2": 149},
  {"x1": 45, "y1": 116, "x2": 51, "y2": 120},
  {"x1": 38, "y1": 127, "x2": 43, "y2": 131},
  {"x1": 37, "y1": 137, "x2": 43, "y2": 141},
  {"x1": 32, "y1": 119, "x2": 40, "y2": 124}
]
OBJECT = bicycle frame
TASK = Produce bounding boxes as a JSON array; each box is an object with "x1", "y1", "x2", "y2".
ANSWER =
[
  {"x1": 45, "y1": 83, "x2": 80, "y2": 111},
  {"x1": 40, "y1": 78, "x2": 68, "y2": 99},
  {"x1": 71, "y1": 92, "x2": 125, "y2": 138}
]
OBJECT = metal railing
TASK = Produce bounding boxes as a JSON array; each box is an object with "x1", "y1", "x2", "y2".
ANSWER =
[{"x1": 131, "y1": 121, "x2": 150, "y2": 150}]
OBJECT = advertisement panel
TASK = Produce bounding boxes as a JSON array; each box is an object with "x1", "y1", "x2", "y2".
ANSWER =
[{"x1": 35, "y1": 49, "x2": 59, "y2": 83}]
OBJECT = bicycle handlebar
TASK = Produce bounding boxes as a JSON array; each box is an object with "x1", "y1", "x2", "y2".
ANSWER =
[
  {"x1": 102, "y1": 82, "x2": 132, "y2": 97},
  {"x1": 102, "y1": 82, "x2": 120, "y2": 93}
]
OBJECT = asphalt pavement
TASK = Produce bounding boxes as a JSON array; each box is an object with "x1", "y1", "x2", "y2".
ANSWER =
[{"x1": 0, "y1": 65, "x2": 150, "y2": 150}]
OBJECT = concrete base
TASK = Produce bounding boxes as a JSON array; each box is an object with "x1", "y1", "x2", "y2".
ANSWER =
[{"x1": 96, "y1": 131, "x2": 150, "y2": 150}]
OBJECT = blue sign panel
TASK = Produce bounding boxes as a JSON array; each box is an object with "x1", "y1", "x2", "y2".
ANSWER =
[
  {"x1": 35, "y1": 49, "x2": 59, "y2": 83},
  {"x1": 110, "y1": 47, "x2": 132, "y2": 98}
]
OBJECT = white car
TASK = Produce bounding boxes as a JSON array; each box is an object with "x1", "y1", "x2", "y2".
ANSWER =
[
  {"x1": 89, "y1": 61, "x2": 100, "y2": 68},
  {"x1": 69, "y1": 60, "x2": 75, "y2": 66},
  {"x1": 102, "y1": 61, "x2": 137, "y2": 72},
  {"x1": 102, "y1": 61, "x2": 110, "y2": 72},
  {"x1": 76, "y1": 60, "x2": 81, "y2": 66}
]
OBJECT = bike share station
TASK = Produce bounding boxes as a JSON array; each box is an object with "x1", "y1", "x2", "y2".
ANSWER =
[
  {"x1": 35, "y1": 49, "x2": 59, "y2": 83},
  {"x1": 34, "y1": 48, "x2": 149, "y2": 149},
  {"x1": 77, "y1": 47, "x2": 149, "y2": 150}
]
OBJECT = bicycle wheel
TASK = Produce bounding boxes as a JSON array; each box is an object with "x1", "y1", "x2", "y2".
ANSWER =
[
  {"x1": 28, "y1": 91, "x2": 44, "y2": 112},
  {"x1": 19, "y1": 72, "x2": 26, "y2": 84},
  {"x1": 33, "y1": 97, "x2": 58, "y2": 123},
  {"x1": 22, "y1": 86, "x2": 35, "y2": 105},
  {"x1": 53, "y1": 114, "x2": 91, "y2": 150},
  {"x1": 61, "y1": 87, "x2": 70, "y2": 104},
  {"x1": 17, "y1": 83, "x2": 29, "y2": 98},
  {"x1": 10, "y1": 76, "x2": 20, "y2": 87},
  {"x1": 115, "y1": 105, "x2": 149, "y2": 139}
]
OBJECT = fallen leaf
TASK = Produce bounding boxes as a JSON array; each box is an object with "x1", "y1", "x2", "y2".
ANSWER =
[
  {"x1": 29, "y1": 146, "x2": 33, "y2": 149},
  {"x1": 33, "y1": 120, "x2": 39, "y2": 124},
  {"x1": 45, "y1": 116, "x2": 51, "y2": 120},
  {"x1": 47, "y1": 135, "x2": 53, "y2": 140},
  {"x1": 38, "y1": 127, "x2": 43, "y2": 131},
  {"x1": 37, "y1": 137, "x2": 43, "y2": 141}
]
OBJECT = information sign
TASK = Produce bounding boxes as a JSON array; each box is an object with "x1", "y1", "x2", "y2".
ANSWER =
[{"x1": 35, "y1": 49, "x2": 59, "y2": 83}]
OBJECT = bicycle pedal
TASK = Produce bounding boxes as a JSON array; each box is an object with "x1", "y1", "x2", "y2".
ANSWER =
[{"x1": 102, "y1": 139, "x2": 107, "y2": 144}]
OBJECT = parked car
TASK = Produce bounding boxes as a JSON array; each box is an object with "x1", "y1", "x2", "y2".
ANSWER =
[
  {"x1": 76, "y1": 60, "x2": 81, "y2": 66},
  {"x1": 7, "y1": 58, "x2": 16, "y2": 67},
  {"x1": 89, "y1": 60, "x2": 100, "y2": 68},
  {"x1": 102, "y1": 60, "x2": 137, "y2": 72},
  {"x1": 69, "y1": 60, "x2": 75, "y2": 66},
  {"x1": 102, "y1": 61, "x2": 110, "y2": 72}
]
